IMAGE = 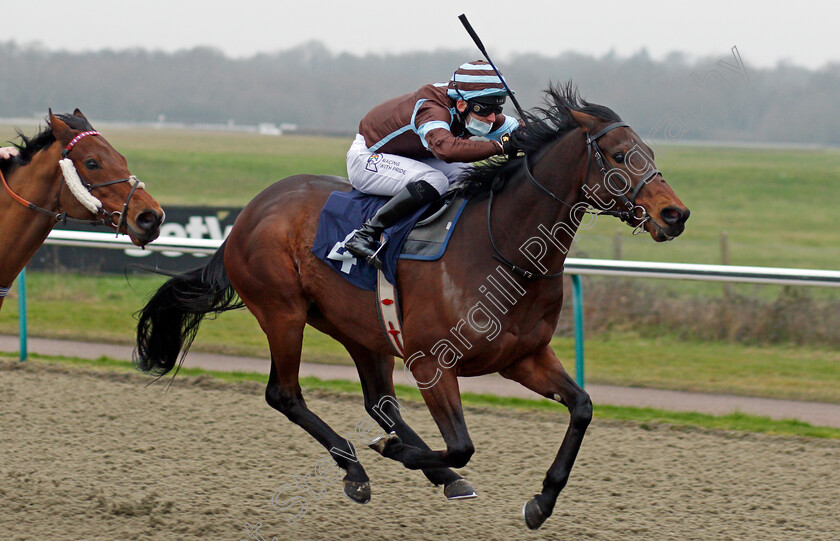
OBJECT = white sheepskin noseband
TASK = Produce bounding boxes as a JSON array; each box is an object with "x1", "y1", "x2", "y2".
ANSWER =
[{"x1": 59, "y1": 158, "x2": 102, "y2": 214}]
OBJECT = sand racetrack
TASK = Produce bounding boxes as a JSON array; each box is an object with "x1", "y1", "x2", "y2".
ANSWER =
[{"x1": 1, "y1": 360, "x2": 838, "y2": 540}]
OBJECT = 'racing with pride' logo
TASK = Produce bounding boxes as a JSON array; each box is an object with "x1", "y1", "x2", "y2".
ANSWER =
[{"x1": 365, "y1": 153, "x2": 383, "y2": 172}]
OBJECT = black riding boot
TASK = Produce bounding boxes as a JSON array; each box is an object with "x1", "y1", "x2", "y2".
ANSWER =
[{"x1": 344, "y1": 180, "x2": 440, "y2": 269}]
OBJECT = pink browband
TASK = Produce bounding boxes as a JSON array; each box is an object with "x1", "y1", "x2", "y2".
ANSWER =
[{"x1": 62, "y1": 131, "x2": 101, "y2": 156}]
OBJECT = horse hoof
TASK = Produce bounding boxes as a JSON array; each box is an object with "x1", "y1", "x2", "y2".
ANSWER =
[
  {"x1": 444, "y1": 478, "x2": 478, "y2": 500},
  {"x1": 523, "y1": 495, "x2": 549, "y2": 530},
  {"x1": 343, "y1": 480, "x2": 371, "y2": 505},
  {"x1": 369, "y1": 432, "x2": 401, "y2": 456}
]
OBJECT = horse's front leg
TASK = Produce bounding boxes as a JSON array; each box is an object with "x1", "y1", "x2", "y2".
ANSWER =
[
  {"x1": 500, "y1": 346, "x2": 592, "y2": 530},
  {"x1": 369, "y1": 354, "x2": 475, "y2": 471}
]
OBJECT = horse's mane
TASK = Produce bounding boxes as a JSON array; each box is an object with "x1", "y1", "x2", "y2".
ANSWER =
[
  {"x1": 459, "y1": 81, "x2": 622, "y2": 197},
  {"x1": 0, "y1": 113, "x2": 94, "y2": 175}
]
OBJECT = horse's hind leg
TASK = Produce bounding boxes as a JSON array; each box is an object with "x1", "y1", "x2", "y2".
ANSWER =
[
  {"x1": 363, "y1": 358, "x2": 476, "y2": 472},
  {"x1": 344, "y1": 342, "x2": 477, "y2": 500},
  {"x1": 233, "y1": 263, "x2": 372, "y2": 504},
  {"x1": 224, "y1": 200, "x2": 370, "y2": 503},
  {"x1": 261, "y1": 328, "x2": 372, "y2": 504},
  {"x1": 499, "y1": 346, "x2": 592, "y2": 530}
]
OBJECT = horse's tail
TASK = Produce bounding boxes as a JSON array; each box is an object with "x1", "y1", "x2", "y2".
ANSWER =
[{"x1": 134, "y1": 240, "x2": 244, "y2": 377}]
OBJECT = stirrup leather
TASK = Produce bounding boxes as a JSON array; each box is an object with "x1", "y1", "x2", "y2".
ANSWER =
[{"x1": 366, "y1": 237, "x2": 388, "y2": 269}]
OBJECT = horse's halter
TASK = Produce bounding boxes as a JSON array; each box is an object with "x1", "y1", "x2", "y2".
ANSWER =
[
  {"x1": 486, "y1": 121, "x2": 660, "y2": 280},
  {"x1": 0, "y1": 130, "x2": 145, "y2": 233}
]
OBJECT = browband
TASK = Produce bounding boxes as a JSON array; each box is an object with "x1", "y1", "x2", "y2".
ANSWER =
[{"x1": 62, "y1": 131, "x2": 101, "y2": 157}]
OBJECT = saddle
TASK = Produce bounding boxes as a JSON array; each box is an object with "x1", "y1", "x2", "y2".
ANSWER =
[
  {"x1": 375, "y1": 193, "x2": 467, "y2": 357},
  {"x1": 401, "y1": 192, "x2": 468, "y2": 260},
  {"x1": 311, "y1": 189, "x2": 468, "y2": 291},
  {"x1": 312, "y1": 189, "x2": 469, "y2": 357}
]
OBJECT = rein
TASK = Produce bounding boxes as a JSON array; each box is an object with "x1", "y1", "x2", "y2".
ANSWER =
[
  {"x1": 0, "y1": 131, "x2": 144, "y2": 232},
  {"x1": 486, "y1": 121, "x2": 659, "y2": 280},
  {"x1": 486, "y1": 184, "x2": 564, "y2": 280}
]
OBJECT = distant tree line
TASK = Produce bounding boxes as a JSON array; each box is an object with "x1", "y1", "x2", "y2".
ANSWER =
[{"x1": 2, "y1": 40, "x2": 838, "y2": 144}]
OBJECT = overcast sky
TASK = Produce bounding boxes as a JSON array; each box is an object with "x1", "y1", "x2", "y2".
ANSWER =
[{"x1": 6, "y1": 1, "x2": 838, "y2": 69}]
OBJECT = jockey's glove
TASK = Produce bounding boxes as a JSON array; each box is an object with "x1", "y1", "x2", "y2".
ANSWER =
[{"x1": 498, "y1": 129, "x2": 523, "y2": 160}]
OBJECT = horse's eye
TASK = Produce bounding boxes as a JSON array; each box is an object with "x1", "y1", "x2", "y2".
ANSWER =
[
  {"x1": 85, "y1": 159, "x2": 99, "y2": 170},
  {"x1": 613, "y1": 152, "x2": 625, "y2": 163}
]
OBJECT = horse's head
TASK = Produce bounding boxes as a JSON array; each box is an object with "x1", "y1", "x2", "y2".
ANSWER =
[
  {"x1": 49, "y1": 110, "x2": 164, "y2": 246},
  {"x1": 570, "y1": 110, "x2": 689, "y2": 241}
]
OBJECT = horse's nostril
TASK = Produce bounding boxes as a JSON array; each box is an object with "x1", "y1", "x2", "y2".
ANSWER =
[
  {"x1": 661, "y1": 206, "x2": 686, "y2": 225},
  {"x1": 136, "y1": 209, "x2": 162, "y2": 231}
]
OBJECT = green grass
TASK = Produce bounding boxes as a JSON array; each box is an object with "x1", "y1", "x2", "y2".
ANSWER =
[
  {"x1": 553, "y1": 333, "x2": 840, "y2": 403},
  {"x1": 0, "y1": 271, "x2": 349, "y2": 363},
  {"x1": 2, "y1": 124, "x2": 350, "y2": 206},
  {"x1": 5, "y1": 352, "x2": 838, "y2": 439},
  {"x1": 3, "y1": 125, "x2": 839, "y2": 405},
  {"x1": 3, "y1": 123, "x2": 839, "y2": 270},
  {"x1": 2, "y1": 271, "x2": 839, "y2": 403},
  {"x1": 576, "y1": 144, "x2": 840, "y2": 270},
  {"x1": 108, "y1": 131, "x2": 350, "y2": 206}
]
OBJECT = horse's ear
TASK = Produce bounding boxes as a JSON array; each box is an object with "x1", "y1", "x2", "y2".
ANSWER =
[
  {"x1": 73, "y1": 108, "x2": 87, "y2": 120},
  {"x1": 49, "y1": 109, "x2": 74, "y2": 144},
  {"x1": 569, "y1": 110, "x2": 599, "y2": 133}
]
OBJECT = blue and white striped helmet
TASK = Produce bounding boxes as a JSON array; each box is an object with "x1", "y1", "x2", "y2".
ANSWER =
[{"x1": 447, "y1": 60, "x2": 508, "y2": 102}]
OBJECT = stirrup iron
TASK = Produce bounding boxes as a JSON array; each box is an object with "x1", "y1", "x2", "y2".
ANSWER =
[{"x1": 367, "y1": 238, "x2": 388, "y2": 269}]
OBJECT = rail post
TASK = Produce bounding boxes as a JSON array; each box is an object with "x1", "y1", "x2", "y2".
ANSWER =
[
  {"x1": 18, "y1": 268, "x2": 27, "y2": 361},
  {"x1": 571, "y1": 274, "x2": 584, "y2": 388}
]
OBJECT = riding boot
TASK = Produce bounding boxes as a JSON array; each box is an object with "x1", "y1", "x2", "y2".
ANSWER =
[{"x1": 344, "y1": 180, "x2": 440, "y2": 268}]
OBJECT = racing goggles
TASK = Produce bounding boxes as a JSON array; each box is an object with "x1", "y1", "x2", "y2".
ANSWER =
[{"x1": 468, "y1": 100, "x2": 504, "y2": 117}]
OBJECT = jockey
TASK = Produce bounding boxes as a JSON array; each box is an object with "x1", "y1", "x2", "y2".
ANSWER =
[
  {"x1": 0, "y1": 147, "x2": 18, "y2": 160},
  {"x1": 344, "y1": 60, "x2": 520, "y2": 268}
]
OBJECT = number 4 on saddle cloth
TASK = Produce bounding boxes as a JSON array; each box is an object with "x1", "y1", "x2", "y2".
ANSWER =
[{"x1": 311, "y1": 189, "x2": 468, "y2": 292}]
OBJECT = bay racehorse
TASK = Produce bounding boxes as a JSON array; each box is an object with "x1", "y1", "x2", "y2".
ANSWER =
[
  {"x1": 0, "y1": 110, "x2": 164, "y2": 313},
  {"x1": 135, "y1": 84, "x2": 688, "y2": 530}
]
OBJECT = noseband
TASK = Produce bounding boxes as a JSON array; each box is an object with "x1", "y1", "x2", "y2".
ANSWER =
[
  {"x1": 486, "y1": 121, "x2": 660, "y2": 280},
  {"x1": 0, "y1": 131, "x2": 145, "y2": 233}
]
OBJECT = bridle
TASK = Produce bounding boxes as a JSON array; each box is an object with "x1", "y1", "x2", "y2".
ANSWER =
[
  {"x1": 582, "y1": 121, "x2": 660, "y2": 227},
  {"x1": 0, "y1": 130, "x2": 145, "y2": 233},
  {"x1": 486, "y1": 121, "x2": 660, "y2": 280}
]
